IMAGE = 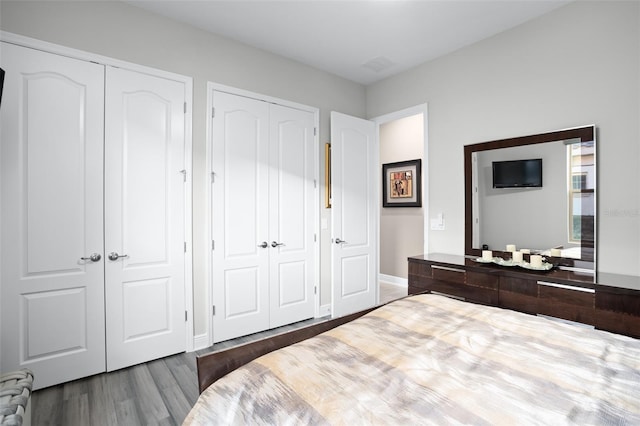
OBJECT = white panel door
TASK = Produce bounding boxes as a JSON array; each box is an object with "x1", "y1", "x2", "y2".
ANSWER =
[
  {"x1": 212, "y1": 91, "x2": 270, "y2": 342},
  {"x1": 268, "y1": 104, "x2": 316, "y2": 329},
  {"x1": 330, "y1": 112, "x2": 377, "y2": 318},
  {"x1": 104, "y1": 67, "x2": 186, "y2": 371},
  {"x1": 0, "y1": 43, "x2": 106, "y2": 389}
]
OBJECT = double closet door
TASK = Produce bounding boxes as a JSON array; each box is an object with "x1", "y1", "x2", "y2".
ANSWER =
[
  {"x1": 0, "y1": 43, "x2": 187, "y2": 389},
  {"x1": 211, "y1": 91, "x2": 316, "y2": 342}
]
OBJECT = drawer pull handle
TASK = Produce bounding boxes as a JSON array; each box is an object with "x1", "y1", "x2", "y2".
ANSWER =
[
  {"x1": 537, "y1": 281, "x2": 595, "y2": 293},
  {"x1": 431, "y1": 265, "x2": 465, "y2": 274}
]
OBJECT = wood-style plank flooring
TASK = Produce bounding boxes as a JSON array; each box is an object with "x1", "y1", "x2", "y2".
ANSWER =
[{"x1": 32, "y1": 282, "x2": 407, "y2": 425}]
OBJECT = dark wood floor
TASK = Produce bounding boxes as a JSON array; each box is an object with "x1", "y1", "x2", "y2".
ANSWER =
[{"x1": 32, "y1": 283, "x2": 407, "y2": 425}]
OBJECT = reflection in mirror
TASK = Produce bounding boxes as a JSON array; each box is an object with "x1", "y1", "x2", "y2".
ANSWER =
[{"x1": 464, "y1": 126, "x2": 596, "y2": 269}]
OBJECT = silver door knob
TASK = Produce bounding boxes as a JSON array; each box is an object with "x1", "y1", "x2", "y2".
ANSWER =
[
  {"x1": 335, "y1": 238, "x2": 346, "y2": 244},
  {"x1": 81, "y1": 253, "x2": 101, "y2": 262},
  {"x1": 258, "y1": 241, "x2": 268, "y2": 248},
  {"x1": 271, "y1": 241, "x2": 284, "y2": 248},
  {"x1": 108, "y1": 252, "x2": 129, "y2": 261}
]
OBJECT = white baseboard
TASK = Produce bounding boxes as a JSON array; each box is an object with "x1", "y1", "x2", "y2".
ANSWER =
[
  {"x1": 192, "y1": 333, "x2": 210, "y2": 351},
  {"x1": 317, "y1": 304, "x2": 331, "y2": 318},
  {"x1": 379, "y1": 274, "x2": 408, "y2": 288}
]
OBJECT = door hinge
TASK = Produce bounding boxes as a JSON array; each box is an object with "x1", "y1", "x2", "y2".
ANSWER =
[
  {"x1": 211, "y1": 172, "x2": 216, "y2": 183},
  {"x1": 212, "y1": 107, "x2": 215, "y2": 118},
  {"x1": 184, "y1": 102, "x2": 187, "y2": 114},
  {"x1": 314, "y1": 127, "x2": 317, "y2": 136},
  {"x1": 314, "y1": 286, "x2": 317, "y2": 295},
  {"x1": 184, "y1": 242, "x2": 187, "y2": 253},
  {"x1": 180, "y1": 169, "x2": 187, "y2": 182},
  {"x1": 212, "y1": 240, "x2": 215, "y2": 250},
  {"x1": 313, "y1": 179, "x2": 317, "y2": 188},
  {"x1": 185, "y1": 310, "x2": 188, "y2": 322},
  {"x1": 314, "y1": 233, "x2": 317, "y2": 242},
  {"x1": 212, "y1": 305, "x2": 216, "y2": 316}
]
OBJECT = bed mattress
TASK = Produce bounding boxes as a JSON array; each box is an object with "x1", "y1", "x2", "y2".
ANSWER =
[{"x1": 185, "y1": 294, "x2": 640, "y2": 425}]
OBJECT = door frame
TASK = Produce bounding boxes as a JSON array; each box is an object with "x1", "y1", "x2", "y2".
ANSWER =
[
  {"x1": 372, "y1": 104, "x2": 429, "y2": 284},
  {"x1": 204, "y1": 82, "x2": 320, "y2": 349},
  {"x1": 0, "y1": 31, "x2": 195, "y2": 352}
]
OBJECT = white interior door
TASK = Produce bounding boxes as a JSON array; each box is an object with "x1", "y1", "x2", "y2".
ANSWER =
[
  {"x1": 268, "y1": 104, "x2": 316, "y2": 329},
  {"x1": 330, "y1": 112, "x2": 378, "y2": 318},
  {"x1": 104, "y1": 67, "x2": 186, "y2": 371},
  {"x1": 0, "y1": 43, "x2": 106, "y2": 389},
  {"x1": 212, "y1": 91, "x2": 270, "y2": 342}
]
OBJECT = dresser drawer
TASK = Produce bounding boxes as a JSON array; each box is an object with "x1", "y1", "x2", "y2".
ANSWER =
[
  {"x1": 431, "y1": 265, "x2": 466, "y2": 284},
  {"x1": 499, "y1": 276, "x2": 538, "y2": 314},
  {"x1": 538, "y1": 281, "x2": 595, "y2": 325},
  {"x1": 467, "y1": 271, "x2": 499, "y2": 290}
]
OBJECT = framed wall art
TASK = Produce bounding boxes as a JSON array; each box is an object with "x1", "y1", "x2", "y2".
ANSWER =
[{"x1": 382, "y1": 159, "x2": 422, "y2": 207}]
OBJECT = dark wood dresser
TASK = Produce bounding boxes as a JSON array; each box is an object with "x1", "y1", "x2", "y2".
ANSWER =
[{"x1": 408, "y1": 253, "x2": 640, "y2": 339}]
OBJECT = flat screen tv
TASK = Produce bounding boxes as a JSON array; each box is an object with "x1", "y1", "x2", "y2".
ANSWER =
[{"x1": 492, "y1": 158, "x2": 542, "y2": 188}]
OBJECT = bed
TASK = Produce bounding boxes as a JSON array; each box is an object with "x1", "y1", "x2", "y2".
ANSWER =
[{"x1": 185, "y1": 294, "x2": 640, "y2": 424}]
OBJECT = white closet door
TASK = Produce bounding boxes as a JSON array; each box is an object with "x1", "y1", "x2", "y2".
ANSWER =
[
  {"x1": 104, "y1": 67, "x2": 186, "y2": 371},
  {"x1": 268, "y1": 104, "x2": 316, "y2": 328},
  {"x1": 212, "y1": 91, "x2": 270, "y2": 342},
  {"x1": 330, "y1": 112, "x2": 378, "y2": 318},
  {"x1": 0, "y1": 43, "x2": 106, "y2": 389}
]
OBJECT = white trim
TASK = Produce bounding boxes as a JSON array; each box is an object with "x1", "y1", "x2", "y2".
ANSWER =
[
  {"x1": 205, "y1": 82, "x2": 320, "y2": 346},
  {"x1": 193, "y1": 333, "x2": 210, "y2": 352},
  {"x1": 1, "y1": 31, "x2": 196, "y2": 353},
  {"x1": 378, "y1": 274, "x2": 408, "y2": 288},
  {"x1": 1, "y1": 31, "x2": 189, "y2": 85},
  {"x1": 318, "y1": 304, "x2": 331, "y2": 318}
]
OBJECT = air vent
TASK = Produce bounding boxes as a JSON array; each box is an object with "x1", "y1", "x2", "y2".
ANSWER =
[{"x1": 361, "y1": 56, "x2": 395, "y2": 73}]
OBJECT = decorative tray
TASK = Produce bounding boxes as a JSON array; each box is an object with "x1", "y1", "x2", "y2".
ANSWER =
[{"x1": 474, "y1": 257, "x2": 554, "y2": 271}]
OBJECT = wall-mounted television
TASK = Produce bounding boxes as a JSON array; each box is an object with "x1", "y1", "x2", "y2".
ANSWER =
[{"x1": 492, "y1": 158, "x2": 542, "y2": 188}]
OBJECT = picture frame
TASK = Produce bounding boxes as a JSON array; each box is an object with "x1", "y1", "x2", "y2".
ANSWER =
[{"x1": 382, "y1": 159, "x2": 422, "y2": 207}]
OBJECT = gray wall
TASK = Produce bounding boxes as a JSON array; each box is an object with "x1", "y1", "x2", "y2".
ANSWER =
[
  {"x1": 367, "y1": 0, "x2": 640, "y2": 276},
  {"x1": 379, "y1": 114, "x2": 424, "y2": 279},
  {"x1": 0, "y1": 0, "x2": 366, "y2": 336}
]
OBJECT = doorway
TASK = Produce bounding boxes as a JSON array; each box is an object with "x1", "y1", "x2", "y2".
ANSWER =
[{"x1": 374, "y1": 105, "x2": 428, "y2": 295}]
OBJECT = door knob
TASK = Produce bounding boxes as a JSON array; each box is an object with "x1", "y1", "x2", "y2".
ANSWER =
[
  {"x1": 335, "y1": 238, "x2": 347, "y2": 244},
  {"x1": 271, "y1": 241, "x2": 284, "y2": 248},
  {"x1": 108, "y1": 252, "x2": 129, "y2": 261},
  {"x1": 258, "y1": 241, "x2": 268, "y2": 249},
  {"x1": 80, "y1": 253, "x2": 101, "y2": 262}
]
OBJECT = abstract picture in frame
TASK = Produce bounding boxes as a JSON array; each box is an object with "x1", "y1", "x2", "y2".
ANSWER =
[{"x1": 382, "y1": 159, "x2": 422, "y2": 207}]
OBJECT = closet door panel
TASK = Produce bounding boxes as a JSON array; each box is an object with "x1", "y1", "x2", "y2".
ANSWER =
[
  {"x1": 0, "y1": 43, "x2": 106, "y2": 389},
  {"x1": 268, "y1": 104, "x2": 316, "y2": 328},
  {"x1": 212, "y1": 91, "x2": 270, "y2": 343},
  {"x1": 104, "y1": 67, "x2": 186, "y2": 371}
]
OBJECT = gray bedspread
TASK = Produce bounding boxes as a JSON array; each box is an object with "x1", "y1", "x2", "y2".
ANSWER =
[{"x1": 185, "y1": 294, "x2": 640, "y2": 425}]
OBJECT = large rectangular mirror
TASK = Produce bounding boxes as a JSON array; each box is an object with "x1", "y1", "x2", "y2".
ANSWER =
[{"x1": 464, "y1": 126, "x2": 596, "y2": 270}]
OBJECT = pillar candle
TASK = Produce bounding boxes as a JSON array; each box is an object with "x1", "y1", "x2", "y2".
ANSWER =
[
  {"x1": 530, "y1": 255, "x2": 543, "y2": 268},
  {"x1": 506, "y1": 244, "x2": 516, "y2": 252},
  {"x1": 482, "y1": 250, "x2": 493, "y2": 261},
  {"x1": 512, "y1": 251, "x2": 523, "y2": 263},
  {"x1": 550, "y1": 248, "x2": 562, "y2": 257}
]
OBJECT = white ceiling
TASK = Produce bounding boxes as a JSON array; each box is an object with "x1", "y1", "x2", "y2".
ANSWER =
[{"x1": 125, "y1": 0, "x2": 570, "y2": 85}]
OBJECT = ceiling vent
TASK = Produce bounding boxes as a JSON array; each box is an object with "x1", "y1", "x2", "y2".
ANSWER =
[{"x1": 361, "y1": 56, "x2": 395, "y2": 73}]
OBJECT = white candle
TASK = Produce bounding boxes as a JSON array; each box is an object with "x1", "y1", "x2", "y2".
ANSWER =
[
  {"x1": 550, "y1": 248, "x2": 562, "y2": 257},
  {"x1": 520, "y1": 248, "x2": 530, "y2": 254},
  {"x1": 530, "y1": 254, "x2": 543, "y2": 268},
  {"x1": 482, "y1": 250, "x2": 493, "y2": 261},
  {"x1": 506, "y1": 244, "x2": 516, "y2": 252},
  {"x1": 512, "y1": 251, "x2": 523, "y2": 263}
]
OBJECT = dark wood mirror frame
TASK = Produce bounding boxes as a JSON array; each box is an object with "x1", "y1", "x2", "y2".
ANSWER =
[{"x1": 464, "y1": 125, "x2": 596, "y2": 269}]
